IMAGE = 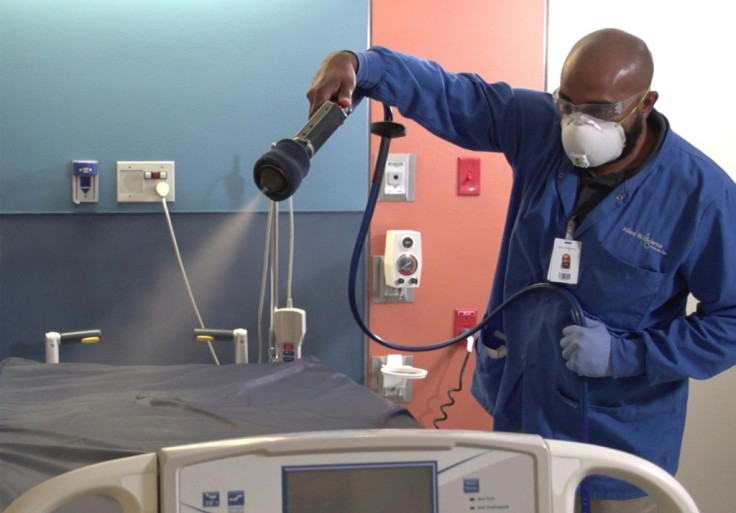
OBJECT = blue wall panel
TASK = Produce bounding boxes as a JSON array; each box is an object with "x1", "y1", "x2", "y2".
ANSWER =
[
  {"x1": 0, "y1": 212, "x2": 368, "y2": 382},
  {"x1": 0, "y1": 1, "x2": 372, "y2": 382},
  {"x1": 0, "y1": 0, "x2": 369, "y2": 213}
]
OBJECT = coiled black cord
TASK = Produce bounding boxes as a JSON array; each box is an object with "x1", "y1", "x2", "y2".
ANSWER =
[{"x1": 432, "y1": 341, "x2": 472, "y2": 428}]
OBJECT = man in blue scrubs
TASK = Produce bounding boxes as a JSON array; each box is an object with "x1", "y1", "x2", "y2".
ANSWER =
[{"x1": 307, "y1": 28, "x2": 736, "y2": 512}]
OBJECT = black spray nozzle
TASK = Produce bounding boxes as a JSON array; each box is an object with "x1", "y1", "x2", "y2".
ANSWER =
[
  {"x1": 253, "y1": 138, "x2": 311, "y2": 202},
  {"x1": 253, "y1": 101, "x2": 351, "y2": 202}
]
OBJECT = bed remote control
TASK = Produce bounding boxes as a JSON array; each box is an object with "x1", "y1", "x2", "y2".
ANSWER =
[{"x1": 273, "y1": 307, "x2": 306, "y2": 362}]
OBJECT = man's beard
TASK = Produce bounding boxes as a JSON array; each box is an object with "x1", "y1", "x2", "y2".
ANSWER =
[{"x1": 616, "y1": 114, "x2": 644, "y2": 162}]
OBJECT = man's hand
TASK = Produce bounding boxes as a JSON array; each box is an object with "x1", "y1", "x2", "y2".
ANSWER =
[
  {"x1": 560, "y1": 317, "x2": 614, "y2": 377},
  {"x1": 306, "y1": 51, "x2": 358, "y2": 117}
]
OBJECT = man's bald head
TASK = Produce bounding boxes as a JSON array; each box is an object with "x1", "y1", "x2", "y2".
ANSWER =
[{"x1": 561, "y1": 28, "x2": 653, "y2": 101}]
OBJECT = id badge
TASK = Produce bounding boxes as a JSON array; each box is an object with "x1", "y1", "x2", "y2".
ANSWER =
[{"x1": 547, "y1": 238, "x2": 581, "y2": 284}]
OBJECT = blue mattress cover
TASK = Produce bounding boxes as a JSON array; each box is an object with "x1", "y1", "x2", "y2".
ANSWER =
[{"x1": 0, "y1": 357, "x2": 418, "y2": 511}]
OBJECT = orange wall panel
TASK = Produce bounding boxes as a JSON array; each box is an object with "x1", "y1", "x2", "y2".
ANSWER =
[{"x1": 368, "y1": 0, "x2": 546, "y2": 429}]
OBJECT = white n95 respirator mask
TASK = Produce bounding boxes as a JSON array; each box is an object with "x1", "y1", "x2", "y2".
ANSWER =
[{"x1": 560, "y1": 112, "x2": 625, "y2": 168}]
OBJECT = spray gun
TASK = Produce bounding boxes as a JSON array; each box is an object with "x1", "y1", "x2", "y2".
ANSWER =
[
  {"x1": 252, "y1": 100, "x2": 351, "y2": 362},
  {"x1": 252, "y1": 101, "x2": 404, "y2": 364},
  {"x1": 253, "y1": 100, "x2": 352, "y2": 202}
]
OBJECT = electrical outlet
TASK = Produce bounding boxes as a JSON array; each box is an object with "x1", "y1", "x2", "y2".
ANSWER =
[{"x1": 454, "y1": 308, "x2": 478, "y2": 336}]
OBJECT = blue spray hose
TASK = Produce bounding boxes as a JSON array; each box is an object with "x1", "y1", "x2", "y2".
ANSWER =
[
  {"x1": 347, "y1": 104, "x2": 591, "y2": 511},
  {"x1": 348, "y1": 106, "x2": 587, "y2": 352}
]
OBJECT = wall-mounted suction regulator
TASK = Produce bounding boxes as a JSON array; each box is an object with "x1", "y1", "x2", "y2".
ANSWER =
[{"x1": 384, "y1": 229, "x2": 422, "y2": 288}]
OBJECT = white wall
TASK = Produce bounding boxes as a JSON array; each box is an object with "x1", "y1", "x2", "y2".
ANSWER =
[
  {"x1": 547, "y1": 1, "x2": 736, "y2": 177},
  {"x1": 547, "y1": 3, "x2": 736, "y2": 512}
]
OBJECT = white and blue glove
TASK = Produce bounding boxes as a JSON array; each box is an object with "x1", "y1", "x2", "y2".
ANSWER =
[{"x1": 560, "y1": 317, "x2": 613, "y2": 377}]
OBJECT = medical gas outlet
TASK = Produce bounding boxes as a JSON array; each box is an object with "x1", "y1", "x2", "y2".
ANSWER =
[
  {"x1": 383, "y1": 230, "x2": 422, "y2": 288},
  {"x1": 378, "y1": 153, "x2": 415, "y2": 202},
  {"x1": 72, "y1": 160, "x2": 99, "y2": 204},
  {"x1": 117, "y1": 161, "x2": 175, "y2": 202}
]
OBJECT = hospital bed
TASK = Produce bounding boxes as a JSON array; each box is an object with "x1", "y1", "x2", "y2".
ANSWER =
[
  {"x1": 0, "y1": 356, "x2": 418, "y2": 512},
  {"x1": 4, "y1": 429, "x2": 699, "y2": 512},
  {"x1": 0, "y1": 356, "x2": 700, "y2": 513}
]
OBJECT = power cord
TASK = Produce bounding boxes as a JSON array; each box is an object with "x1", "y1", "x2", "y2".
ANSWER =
[
  {"x1": 257, "y1": 200, "x2": 274, "y2": 363},
  {"x1": 433, "y1": 334, "x2": 474, "y2": 428},
  {"x1": 158, "y1": 183, "x2": 220, "y2": 365},
  {"x1": 256, "y1": 196, "x2": 298, "y2": 362}
]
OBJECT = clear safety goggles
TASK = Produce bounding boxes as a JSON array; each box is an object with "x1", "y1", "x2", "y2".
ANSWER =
[{"x1": 552, "y1": 88, "x2": 650, "y2": 123}]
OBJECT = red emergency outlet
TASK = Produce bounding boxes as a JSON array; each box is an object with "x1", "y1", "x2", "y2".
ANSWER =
[
  {"x1": 457, "y1": 157, "x2": 481, "y2": 196},
  {"x1": 454, "y1": 308, "x2": 478, "y2": 337}
]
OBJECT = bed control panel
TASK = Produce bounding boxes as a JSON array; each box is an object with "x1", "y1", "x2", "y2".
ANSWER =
[
  {"x1": 158, "y1": 430, "x2": 699, "y2": 513},
  {"x1": 163, "y1": 430, "x2": 542, "y2": 513}
]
